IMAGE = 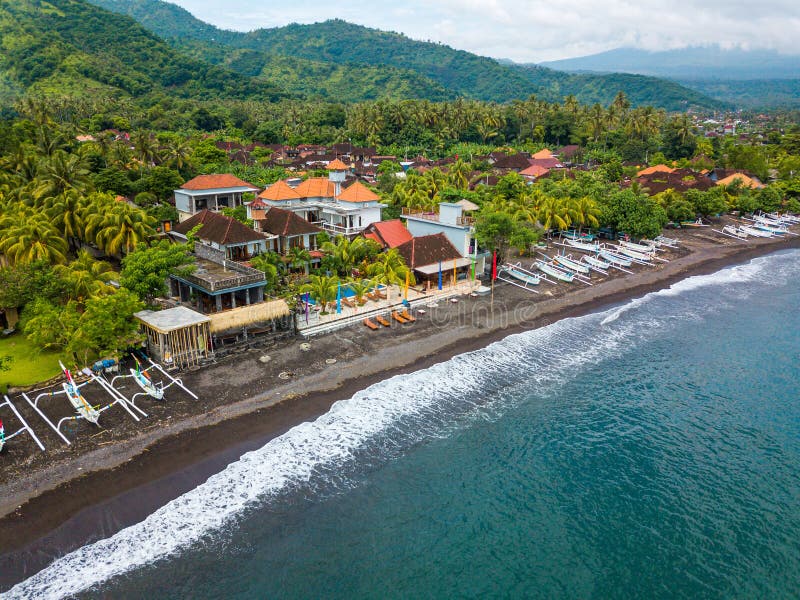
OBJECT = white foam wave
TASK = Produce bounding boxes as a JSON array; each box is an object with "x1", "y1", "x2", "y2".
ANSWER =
[{"x1": 6, "y1": 249, "x2": 798, "y2": 599}]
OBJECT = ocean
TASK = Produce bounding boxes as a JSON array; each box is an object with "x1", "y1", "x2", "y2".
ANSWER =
[{"x1": 5, "y1": 249, "x2": 800, "y2": 599}]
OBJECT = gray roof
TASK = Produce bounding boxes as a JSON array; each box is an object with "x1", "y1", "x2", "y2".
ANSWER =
[{"x1": 135, "y1": 306, "x2": 211, "y2": 333}]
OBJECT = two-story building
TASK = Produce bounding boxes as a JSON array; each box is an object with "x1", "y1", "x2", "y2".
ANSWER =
[
  {"x1": 174, "y1": 174, "x2": 260, "y2": 222},
  {"x1": 171, "y1": 209, "x2": 272, "y2": 262},
  {"x1": 252, "y1": 160, "x2": 385, "y2": 237},
  {"x1": 403, "y1": 202, "x2": 487, "y2": 276}
]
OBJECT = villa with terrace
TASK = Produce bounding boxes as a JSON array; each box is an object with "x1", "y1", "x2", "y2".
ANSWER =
[{"x1": 253, "y1": 160, "x2": 385, "y2": 237}]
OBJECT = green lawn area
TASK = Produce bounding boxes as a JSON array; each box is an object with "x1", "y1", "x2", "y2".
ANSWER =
[{"x1": 0, "y1": 333, "x2": 62, "y2": 389}]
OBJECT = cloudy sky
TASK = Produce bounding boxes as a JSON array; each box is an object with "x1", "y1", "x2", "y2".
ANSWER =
[{"x1": 169, "y1": 0, "x2": 800, "y2": 62}]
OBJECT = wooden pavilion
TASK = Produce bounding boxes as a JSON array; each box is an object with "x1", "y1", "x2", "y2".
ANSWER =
[{"x1": 135, "y1": 306, "x2": 213, "y2": 369}]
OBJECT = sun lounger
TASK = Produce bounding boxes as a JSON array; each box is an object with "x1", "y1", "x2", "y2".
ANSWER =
[
  {"x1": 375, "y1": 315, "x2": 391, "y2": 327},
  {"x1": 363, "y1": 319, "x2": 379, "y2": 330},
  {"x1": 342, "y1": 297, "x2": 356, "y2": 308},
  {"x1": 391, "y1": 312, "x2": 408, "y2": 324},
  {"x1": 400, "y1": 310, "x2": 416, "y2": 322},
  {"x1": 367, "y1": 292, "x2": 380, "y2": 302},
  {"x1": 376, "y1": 290, "x2": 388, "y2": 299}
]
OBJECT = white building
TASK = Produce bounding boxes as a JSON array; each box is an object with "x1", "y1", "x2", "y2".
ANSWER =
[
  {"x1": 174, "y1": 174, "x2": 259, "y2": 222},
  {"x1": 250, "y1": 160, "x2": 384, "y2": 237}
]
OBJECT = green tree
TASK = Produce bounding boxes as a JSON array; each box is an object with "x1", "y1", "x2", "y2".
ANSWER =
[
  {"x1": 366, "y1": 249, "x2": 414, "y2": 297},
  {"x1": 120, "y1": 240, "x2": 195, "y2": 302},
  {"x1": 300, "y1": 274, "x2": 339, "y2": 312}
]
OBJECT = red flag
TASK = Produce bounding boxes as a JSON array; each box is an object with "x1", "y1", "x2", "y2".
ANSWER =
[{"x1": 491, "y1": 250, "x2": 497, "y2": 281}]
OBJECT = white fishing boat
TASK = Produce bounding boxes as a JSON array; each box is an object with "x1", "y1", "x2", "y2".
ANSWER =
[
  {"x1": 565, "y1": 239, "x2": 601, "y2": 253},
  {"x1": 130, "y1": 363, "x2": 164, "y2": 400},
  {"x1": 599, "y1": 249, "x2": 633, "y2": 267},
  {"x1": 654, "y1": 235, "x2": 679, "y2": 247},
  {"x1": 722, "y1": 225, "x2": 749, "y2": 239},
  {"x1": 59, "y1": 362, "x2": 100, "y2": 425},
  {"x1": 614, "y1": 245, "x2": 653, "y2": 262},
  {"x1": 505, "y1": 266, "x2": 540, "y2": 286},
  {"x1": 581, "y1": 254, "x2": 610, "y2": 274},
  {"x1": 619, "y1": 240, "x2": 658, "y2": 254},
  {"x1": 553, "y1": 254, "x2": 591, "y2": 275},
  {"x1": 536, "y1": 260, "x2": 574, "y2": 282},
  {"x1": 751, "y1": 222, "x2": 786, "y2": 235},
  {"x1": 753, "y1": 214, "x2": 786, "y2": 228},
  {"x1": 739, "y1": 224, "x2": 773, "y2": 238}
]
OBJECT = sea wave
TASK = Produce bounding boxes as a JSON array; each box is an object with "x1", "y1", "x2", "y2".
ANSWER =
[{"x1": 5, "y1": 249, "x2": 798, "y2": 600}]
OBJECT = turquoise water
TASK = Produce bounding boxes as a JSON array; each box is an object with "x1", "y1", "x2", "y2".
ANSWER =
[{"x1": 7, "y1": 250, "x2": 800, "y2": 599}]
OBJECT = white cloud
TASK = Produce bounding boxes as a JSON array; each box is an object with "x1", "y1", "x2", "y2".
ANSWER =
[{"x1": 169, "y1": 0, "x2": 800, "y2": 61}]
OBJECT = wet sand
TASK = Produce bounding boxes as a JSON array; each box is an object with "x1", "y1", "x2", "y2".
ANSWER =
[{"x1": 1, "y1": 222, "x2": 798, "y2": 589}]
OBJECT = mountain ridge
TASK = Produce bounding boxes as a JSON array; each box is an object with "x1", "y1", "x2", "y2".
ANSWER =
[{"x1": 86, "y1": 0, "x2": 724, "y2": 110}]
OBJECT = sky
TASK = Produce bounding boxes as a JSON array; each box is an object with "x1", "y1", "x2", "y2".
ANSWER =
[{"x1": 168, "y1": 0, "x2": 800, "y2": 62}]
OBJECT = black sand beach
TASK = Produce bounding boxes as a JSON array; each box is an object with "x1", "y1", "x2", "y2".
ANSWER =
[{"x1": 1, "y1": 223, "x2": 798, "y2": 590}]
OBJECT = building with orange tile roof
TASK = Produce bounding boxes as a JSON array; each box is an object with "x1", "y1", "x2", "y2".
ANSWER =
[
  {"x1": 637, "y1": 164, "x2": 675, "y2": 177},
  {"x1": 362, "y1": 219, "x2": 413, "y2": 249},
  {"x1": 174, "y1": 174, "x2": 259, "y2": 221},
  {"x1": 250, "y1": 172, "x2": 385, "y2": 238},
  {"x1": 532, "y1": 148, "x2": 555, "y2": 159},
  {"x1": 326, "y1": 158, "x2": 349, "y2": 171},
  {"x1": 520, "y1": 164, "x2": 550, "y2": 180},
  {"x1": 715, "y1": 173, "x2": 764, "y2": 189}
]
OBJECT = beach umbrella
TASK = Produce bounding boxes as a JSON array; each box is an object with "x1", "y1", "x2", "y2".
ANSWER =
[
  {"x1": 438, "y1": 260, "x2": 442, "y2": 290},
  {"x1": 336, "y1": 281, "x2": 342, "y2": 314}
]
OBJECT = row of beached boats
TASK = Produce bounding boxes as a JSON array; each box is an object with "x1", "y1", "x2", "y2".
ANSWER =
[
  {"x1": 497, "y1": 234, "x2": 678, "y2": 292},
  {"x1": 714, "y1": 212, "x2": 800, "y2": 241},
  {"x1": 0, "y1": 356, "x2": 198, "y2": 454}
]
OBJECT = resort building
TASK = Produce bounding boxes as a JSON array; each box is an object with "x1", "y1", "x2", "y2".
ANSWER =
[
  {"x1": 395, "y1": 233, "x2": 474, "y2": 289},
  {"x1": 171, "y1": 209, "x2": 272, "y2": 262},
  {"x1": 252, "y1": 206, "x2": 324, "y2": 254},
  {"x1": 403, "y1": 202, "x2": 476, "y2": 258},
  {"x1": 174, "y1": 174, "x2": 259, "y2": 222},
  {"x1": 253, "y1": 161, "x2": 385, "y2": 237}
]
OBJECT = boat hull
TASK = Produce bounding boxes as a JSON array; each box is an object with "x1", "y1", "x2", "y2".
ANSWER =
[{"x1": 130, "y1": 369, "x2": 165, "y2": 400}]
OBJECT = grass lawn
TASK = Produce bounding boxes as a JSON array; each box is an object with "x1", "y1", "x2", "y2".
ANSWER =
[{"x1": 0, "y1": 333, "x2": 62, "y2": 389}]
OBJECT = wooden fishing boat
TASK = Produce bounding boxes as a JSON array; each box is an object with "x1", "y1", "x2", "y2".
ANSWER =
[
  {"x1": 599, "y1": 249, "x2": 633, "y2": 267},
  {"x1": 553, "y1": 254, "x2": 590, "y2": 275},
  {"x1": 130, "y1": 362, "x2": 164, "y2": 400},
  {"x1": 506, "y1": 266, "x2": 541, "y2": 286},
  {"x1": 565, "y1": 239, "x2": 601, "y2": 253},
  {"x1": 535, "y1": 260, "x2": 574, "y2": 282},
  {"x1": 59, "y1": 362, "x2": 100, "y2": 424}
]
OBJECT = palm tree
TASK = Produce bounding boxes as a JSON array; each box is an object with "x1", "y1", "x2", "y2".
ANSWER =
[
  {"x1": 85, "y1": 201, "x2": 156, "y2": 256},
  {"x1": 366, "y1": 249, "x2": 414, "y2": 299},
  {"x1": 568, "y1": 197, "x2": 601, "y2": 233},
  {"x1": 536, "y1": 197, "x2": 572, "y2": 232},
  {"x1": 287, "y1": 246, "x2": 312, "y2": 274},
  {"x1": 0, "y1": 215, "x2": 68, "y2": 265},
  {"x1": 346, "y1": 278, "x2": 375, "y2": 306},
  {"x1": 447, "y1": 159, "x2": 471, "y2": 190},
  {"x1": 35, "y1": 150, "x2": 90, "y2": 198},
  {"x1": 54, "y1": 249, "x2": 115, "y2": 300},
  {"x1": 44, "y1": 190, "x2": 86, "y2": 250},
  {"x1": 300, "y1": 274, "x2": 339, "y2": 313}
]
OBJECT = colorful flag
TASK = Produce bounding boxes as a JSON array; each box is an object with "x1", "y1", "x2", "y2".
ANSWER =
[
  {"x1": 438, "y1": 261, "x2": 443, "y2": 290},
  {"x1": 304, "y1": 292, "x2": 310, "y2": 324},
  {"x1": 491, "y1": 250, "x2": 497, "y2": 281},
  {"x1": 336, "y1": 281, "x2": 342, "y2": 314},
  {"x1": 404, "y1": 270, "x2": 409, "y2": 300},
  {"x1": 0, "y1": 419, "x2": 4, "y2": 443}
]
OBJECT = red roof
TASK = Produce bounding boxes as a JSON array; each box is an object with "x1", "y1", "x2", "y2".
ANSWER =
[
  {"x1": 362, "y1": 220, "x2": 412, "y2": 249},
  {"x1": 520, "y1": 164, "x2": 550, "y2": 178},
  {"x1": 181, "y1": 174, "x2": 256, "y2": 191}
]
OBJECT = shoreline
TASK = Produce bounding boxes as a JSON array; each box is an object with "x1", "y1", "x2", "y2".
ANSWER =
[{"x1": 1, "y1": 231, "x2": 798, "y2": 589}]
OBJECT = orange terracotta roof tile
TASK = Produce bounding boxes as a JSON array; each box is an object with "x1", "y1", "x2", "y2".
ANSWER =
[
  {"x1": 532, "y1": 148, "x2": 554, "y2": 159},
  {"x1": 294, "y1": 177, "x2": 336, "y2": 198},
  {"x1": 363, "y1": 219, "x2": 412, "y2": 248},
  {"x1": 337, "y1": 181, "x2": 379, "y2": 203},
  {"x1": 519, "y1": 164, "x2": 550, "y2": 177},
  {"x1": 181, "y1": 174, "x2": 257, "y2": 190},
  {"x1": 637, "y1": 165, "x2": 675, "y2": 177},
  {"x1": 258, "y1": 179, "x2": 302, "y2": 201},
  {"x1": 326, "y1": 158, "x2": 349, "y2": 170},
  {"x1": 715, "y1": 174, "x2": 764, "y2": 189}
]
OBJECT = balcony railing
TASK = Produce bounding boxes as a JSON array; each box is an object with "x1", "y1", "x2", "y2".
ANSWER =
[
  {"x1": 401, "y1": 208, "x2": 475, "y2": 226},
  {"x1": 186, "y1": 260, "x2": 266, "y2": 293},
  {"x1": 319, "y1": 221, "x2": 366, "y2": 236}
]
